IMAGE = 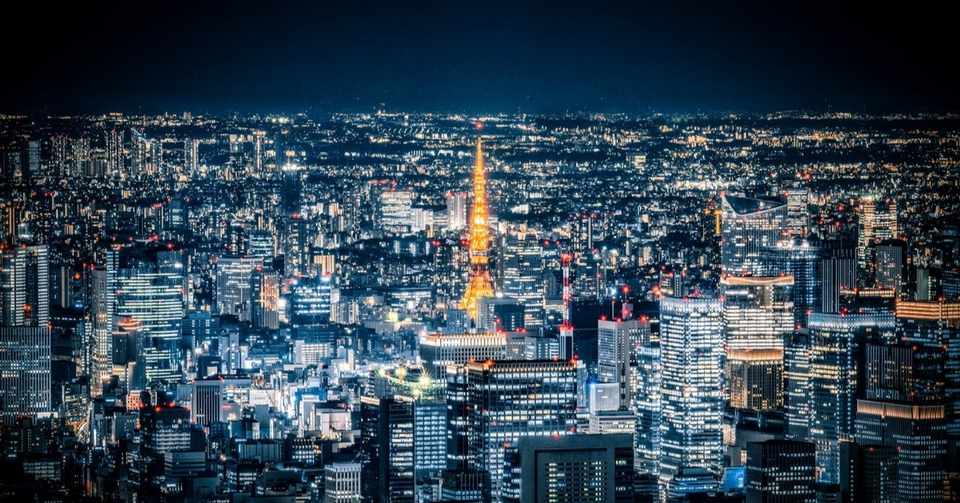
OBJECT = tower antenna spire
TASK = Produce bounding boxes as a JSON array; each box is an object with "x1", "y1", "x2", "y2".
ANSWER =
[{"x1": 460, "y1": 135, "x2": 495, "y2": 320}]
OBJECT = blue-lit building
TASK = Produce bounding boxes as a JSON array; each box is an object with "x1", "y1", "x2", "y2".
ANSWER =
[
  {"x1": 807, "y1": 312, "x2": 894, "y2": 485},
  {"x1": 291, "y1": 275, "x2": 333, "y2": 325}
]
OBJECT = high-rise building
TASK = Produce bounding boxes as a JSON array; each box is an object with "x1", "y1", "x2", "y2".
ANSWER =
[
  {"x1": 250, "y1": 269, "x2": 280, "y2": 330},
  {"x1": 720, "y1": 194, "x2": 787, "y2": 276},
  {"x1": 820, "y1": 242, "x2": 857, "y2": 314},
  {"x1": 857, "y1": 196, "x2": 898, "y2": 269},
  {"x1": 476, "y1": 297, "x2": 524, "y2": 332},
  {"x1": 91, "y1": 251, "x2": 117, "y2": 397},
  {"x1": 381, "y1": 190, "x2": 415, "y2": 235},
  {"x1": 658, "y1": 296, "x2": 725, "y2": 496},
  {"x1": 721, "y1": 276, "x2": 793, "y2": 411},
  {"x1": 1, "y1": 244, "x2": 49, "y2": 327},
  {"x1": 784, "y1": 331, "x2": 812, "y2": 440},
  {"x1": 372, "y1": 366, "x2": 447, "y2": 479},
  {"x1": 632, "y1": 320, "x2": 662, "y2": 497},
  {"x1": 360, "y1": 395, "x2": 415, "y2": 503},
  {"x1": 446, "y1": 191, "x2": 468, "y2": 231},
  {"x1": 763, "y1": 238, "x2": 822, "y2": 328},
  {"x1": 51, "y1": 134, "x2": 68, "y2": 177},
  {"x1": 446, "y1": 359, "x2": 579, "y2": 500},
  {"x1": 895, "y1": 300, "x2": 960, "y2": 435},
  {"x1": 745, "y1": 440, "x2": 816, "y2": 503},
  {"x1": 290, "y1": 275, "x2": 333, "y2": 325},
  {"x1": 784, "y1": 186, "x2": 810, "y2": 237},
  {"x1": 106, "y1": 129, "x2": 123, "y2": 178},
  {"x1": 116, "y1": 261, "x2": 185, "y2": 387},
  {"x1": 500, "y1": 232, "x2": 544, "y2": 328},
  {"x1": 215, "y1": 256, "x2": 262, "y2": 321},
  {"x1": 418, "y1": 332, "x2": 507, "y2": 379},
  {"x1": 325, "y1": 462, "x2": 362, "y2": 503},
  {"x1": 0, "y1": 244, "x2": 51, "y2": 424},
  {"x1": 872, "y1": 240, "x2": 905, "y2": 291},
  {"x1": 807, "y1": 312, "x2": 895, "y2": 484},
  {"x1": 501, "y1": 433, "x2": 634, "y2": 503},
  {"x1": 0, "y1": 326, "x2": 52, "y2": 424},
  {"x1": 597, "y1": 317, "x2": 648, "y2": 408},
  {"x1": 191, "y1": 378, "x2": 225, "y2": 426}
]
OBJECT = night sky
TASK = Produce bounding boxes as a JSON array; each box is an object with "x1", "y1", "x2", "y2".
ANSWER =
[{"x1": 5, "y1": 1, "x2": 957, "y2": 114}]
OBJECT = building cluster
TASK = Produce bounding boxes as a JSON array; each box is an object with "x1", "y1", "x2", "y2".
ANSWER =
[{"x1": 0, "y1": 111, "x2": 959, "y2": 502}]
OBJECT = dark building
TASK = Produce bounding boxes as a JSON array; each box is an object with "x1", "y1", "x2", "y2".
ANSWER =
[
  {"x1": 360, "y1": 395, "x2": 415, "y2": 503},
  {"x1": 501, "y1": 433, "x2": 634, "y2": 503},
  {"x1": 745, "y1": 440, "x2": 816, "y2": 503}
]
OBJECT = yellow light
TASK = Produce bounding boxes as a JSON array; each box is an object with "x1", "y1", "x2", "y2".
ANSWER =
[{"x1": 460, "y1": 136, "x2": 495, "y2": 319}]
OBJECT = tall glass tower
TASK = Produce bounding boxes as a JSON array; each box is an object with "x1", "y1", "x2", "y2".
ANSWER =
[
  {"x1": 720, "y1": 194, "x2": 787, "y2": 277},
  {"x1": 658, "y1": 296, "x2": 725, "y2": 498}
]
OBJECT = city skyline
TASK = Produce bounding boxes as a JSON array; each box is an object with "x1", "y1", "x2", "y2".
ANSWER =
[{"x1": 2, "y1": 5, "x2": 959, "y2": 503}]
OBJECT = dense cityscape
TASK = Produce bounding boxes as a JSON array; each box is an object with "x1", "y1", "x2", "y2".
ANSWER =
[{"x1": 0, "y1": 110, "x2": 958, "y2": 502}]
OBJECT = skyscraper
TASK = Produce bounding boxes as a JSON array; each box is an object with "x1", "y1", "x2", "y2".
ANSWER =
[
  {"x1": 720, "y1": 194, "x2": 787, "y2": 277},
  {"x1": 381, "y1": 190, "x2": 415, "y2": 235},
  {"x1": 446, "y1": 191, "x2": 468, "y2": 231},
  {"x1": 215, "y1": 256, "x2": 262, "y2": 321},
  {"x1": 0, "y1": 244, "x2": 51, "y2": 424},
  {"x1": 807, "y1": 312, "x2": 895, "y2": 484},
  {"x1": 501, "y1": 433, "x2": 635, "y2": 503},
  {"x1": 784, "y1": 186, "x2": 810, "y2": 237},
  {"x1": 631, "y1": 318, "x2": 662, "y2": 497},
  {"x1": 763, "y1": 238, "x2": 822, "y2": 328},
  {"x1": 418, "y1": 331, "x2": 507, "y2": 379},
  {"x1": 500, "y1": 231, "x2": 544, "y2": 328},
  {"x1": 658, "y1": 296, "x2": 725, "y2": 497},
  {"x1": 1, "y1": 244, "x2": 49, "y2": 327},
  {"x1": 360, "y1": 395, "x2": 415, "y2": 503},
  {"x1": 446, "y1": 359, "x2": 579, "y2": 500},
  {"x1": 820, "y1": 242, "x2": 857, "y2": 314},
  {"x1": 460, "y1": 138, "x2": 495, "y2": 321},
  {"x1": 721, "y1": 275, "x2": 793, "y2": 411},
  {"x1": 91, "y1": 251, "x2": 117, "y2": 397},
  {"x1": 597, "y1": 317, "x2": 648, "y2": 408},
  {"x1": 116, "y1": 259, "x2": 185, "y2": 387},
  {"x1": 745, "y1": 440, "x2": 816, "y2": 503},
  {"x1": 0, "y1": 326, "x2": 52, "y2": 424},
  {"x1": 191, "y1": 377, "x2": 225, "y2": 426}
]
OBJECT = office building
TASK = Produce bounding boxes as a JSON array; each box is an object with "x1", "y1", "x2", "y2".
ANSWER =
[
  {"x1": 745, "y1": 440, "x2": 816, "y2": 503},
  {"x1": 291, "y1": 275, "x2": 333, "y2": 325},
  {"x1": 720, "y1": 194, "x2": 787, "y2": 276},
  {"x1": 807, "y1": 312, "x2": 895, "y2": 484},
  {"x1": 418, "y1": 332, "x2": 507, "y2": 379},
  {"x1": 116, "y1": 262, "x2": 185, "y2": 386},
  {"x1": 381, "y1": 190, "x2": 415, "y2": 235},
  {"x1": 501, "y1": 433, "x2": 634, "y2": 503},
  {"x1": 325, "y1": 462, "x2": 362, "y2": 503},
  {"x1": 91, "y1": 252, "x2": 118, "y2": 397},
  {"x1": 446, "y1": 191, "x2": 468, "y2": 231},
  {"x1": 446, "y1": 359, "x2": 579, "y2": 500},
  {"x1": 360, "y1": 395, "x2": 415, "y2": 503},
  {"x1": 658, "y1": 296, "x2": 725, "y2": 496},
  {"x1": 500, "y1": 232, "x2": 544, "y2": 328},
  {"x1": 598, "y1": 317, "x2": 649, "y2": 409},
  {"x1": 0, "y1": 326, "x2": 52, "y2": 424},
  {"x1": 192, "y1": 378, "x2": 225, "y2": 426},
  {"x1": 0, "y1": 244, "x2": 49, "y2": 327},
  {"x1": 721, "y1": 275, "x2": 793, "y2": 411},
  {"x1": 215, "y1": 256, "x2": 262, "y2": 321}
]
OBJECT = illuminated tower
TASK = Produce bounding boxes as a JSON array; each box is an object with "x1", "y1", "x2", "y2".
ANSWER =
[{"x1": 460, "y1": 137, "x2": 494, "y2": 320}]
